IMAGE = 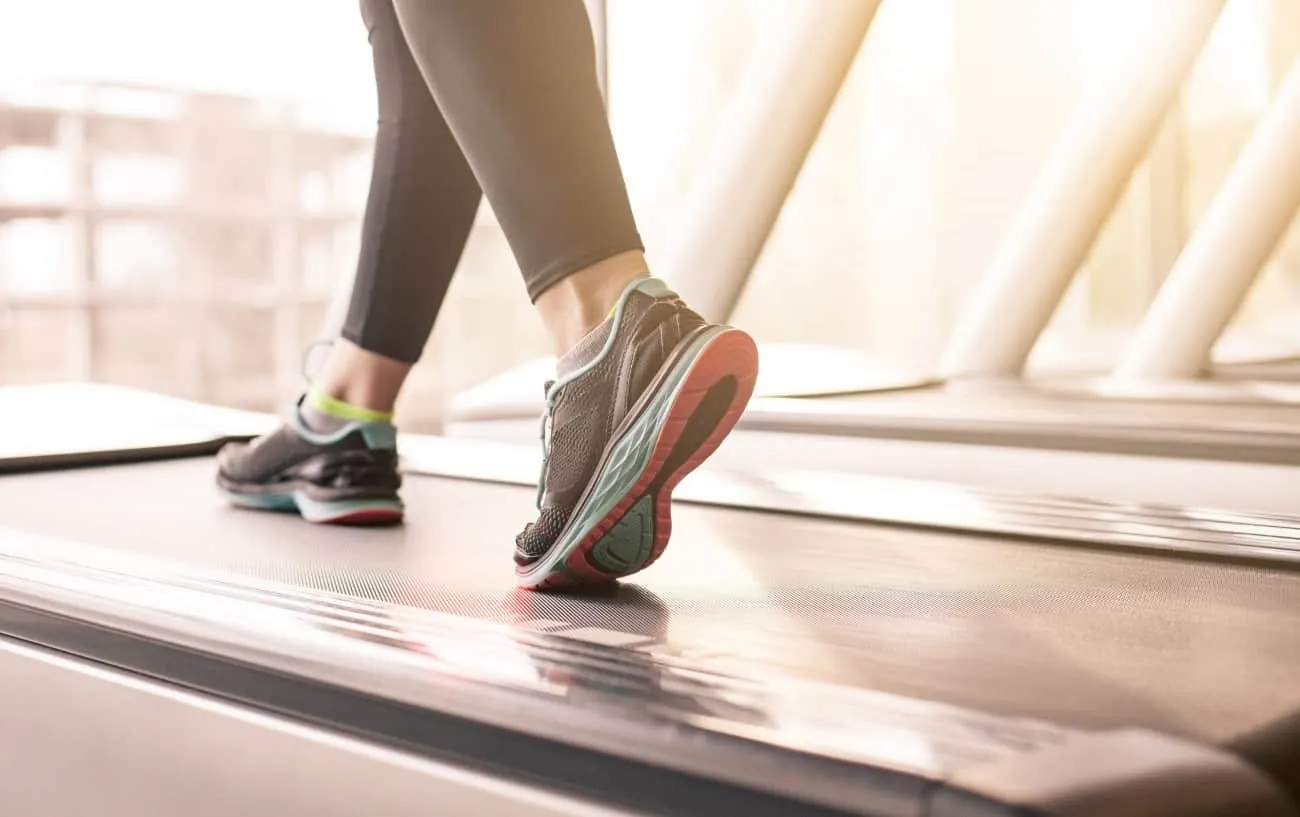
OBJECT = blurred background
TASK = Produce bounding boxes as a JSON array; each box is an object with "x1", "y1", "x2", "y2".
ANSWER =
[{"x1": 2, "y1": 0, "x2": 1299, "y2": 431}]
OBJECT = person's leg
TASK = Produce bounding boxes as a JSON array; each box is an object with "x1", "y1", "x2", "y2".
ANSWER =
[
  {"x1": 391, "y1": 0, "x2": 760, "y2": 589},
  {"x1": 388, "y1": 1, "x2": 646, "y2": 346},
  {"x1": 311, "y1": 0, "x2": 482, "y2": 416},
  {"x1": 215, "y1": 0, "x2": 481, "y2": 524}
]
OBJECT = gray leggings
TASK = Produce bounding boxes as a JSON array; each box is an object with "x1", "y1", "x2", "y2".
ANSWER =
[{"x1": 343, "y1": 0, "x2": 644, "y2": 363}]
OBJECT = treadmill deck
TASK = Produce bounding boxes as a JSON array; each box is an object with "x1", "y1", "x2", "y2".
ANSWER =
[{"x1": 2, "y1": 457, "x2": 1299, "y2": 747}]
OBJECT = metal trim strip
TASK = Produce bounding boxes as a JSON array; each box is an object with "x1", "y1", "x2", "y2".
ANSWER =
[{"x1": 0, "y1": 636, "x2": 632, "y2": 817}]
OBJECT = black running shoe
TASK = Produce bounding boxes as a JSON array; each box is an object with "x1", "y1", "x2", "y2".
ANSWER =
[
  {"x1": 216, "y1": 398, "x2": 404, "y2": 524},
  {"x1": 515, "y1": 276, "x2": 759, "y2": 590}
]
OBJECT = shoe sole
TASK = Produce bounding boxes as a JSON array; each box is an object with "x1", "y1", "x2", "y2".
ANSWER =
[
  {"x1": 220, "y1": 485, "x2": 404, "y2": 526},
  {"x1": 517, "y1": 326, "x2": 759, "y2": 591}
]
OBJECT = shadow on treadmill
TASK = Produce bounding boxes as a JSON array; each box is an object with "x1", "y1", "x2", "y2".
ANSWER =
[
  {"x1": 508, "y1": 581, "x2": 671, "y2": 643},
  {"x1": 1229, "y1": 711, "x2": 1300, "y2": 809}
]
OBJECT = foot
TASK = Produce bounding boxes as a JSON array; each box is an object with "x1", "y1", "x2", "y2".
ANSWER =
[
  {"x1": 515, "y1": 276, "x2": 759, "y2": 590},
  {"x1": 215, "y1": 397, "x2": 404, "y2": 525}
]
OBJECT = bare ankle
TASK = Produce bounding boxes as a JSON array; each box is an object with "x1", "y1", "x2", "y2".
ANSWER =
[
  {"x1": 310, "y1": 340, "x2": 412, "y2": 414},
  {"x1": 535, "y1": 251, "x2": 649, "y2": 355}
]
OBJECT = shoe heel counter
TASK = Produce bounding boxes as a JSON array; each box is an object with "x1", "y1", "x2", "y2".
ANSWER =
[
  {"x1": 620, "y1": 305, "x2": 709, "y2": 413},
  {"x1": 360, "y1": 422, "x2": 398, "y2": 450}
]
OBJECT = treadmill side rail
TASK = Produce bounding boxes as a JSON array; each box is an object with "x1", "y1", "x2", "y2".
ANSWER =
[
  {"x1": 0, "y1": 383, "x2": 277, "y2": 475},
  {"x1": 929, "y1": 729, "x2": 1298, "y2": 817},
  {"x1": 399, "y1": 435, "x2": 1300, "y2": 569}
]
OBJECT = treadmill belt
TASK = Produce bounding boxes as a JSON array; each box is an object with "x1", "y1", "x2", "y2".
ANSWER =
[{"x1": 1, "y1": 457, "x2": 1299, "y2": 748}]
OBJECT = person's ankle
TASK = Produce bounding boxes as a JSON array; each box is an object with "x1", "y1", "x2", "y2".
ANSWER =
[
  {"x1": 306, "y1": 339, "x2": 410, "y2": 417},
  {"x1": 537, "y1": 251, "x2": 649, "y2": 354}
]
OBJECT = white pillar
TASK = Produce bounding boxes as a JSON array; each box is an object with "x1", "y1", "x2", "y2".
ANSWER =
[
  {"x1": 658, "y1": 0, "x2": 881, "y2": 323},
  {"x1": 1113, "y1": 56, "x2": 1300, "y2": 380},
  {"x1": 939, "y1": 0, "x2": 1227, "y2": 378}
]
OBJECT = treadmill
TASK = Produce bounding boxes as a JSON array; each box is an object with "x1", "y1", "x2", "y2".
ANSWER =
[{"x1": 1, "y1": 383, "x2": 1299, "y2": 816}]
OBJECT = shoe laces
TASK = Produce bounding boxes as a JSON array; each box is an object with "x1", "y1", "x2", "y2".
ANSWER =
[
  {"x1": 530, "y1": 274, "x2": 655, "y2": 510},
  {"x1": 535, "y1": 379, "x2": 558, "y2": 510}
]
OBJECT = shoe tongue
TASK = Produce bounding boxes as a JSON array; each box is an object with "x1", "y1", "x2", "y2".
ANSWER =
[{"x1": 555, "y1": 290, "x2": 657, "y2": 378}]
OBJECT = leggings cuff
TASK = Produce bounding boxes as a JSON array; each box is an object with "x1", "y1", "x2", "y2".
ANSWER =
[
  {"x1": 525, "y1": 241, "x2": 647, "y2": 303},
  {"x1": 339, "y1": 327, "x2": 424, "y2": 366}
]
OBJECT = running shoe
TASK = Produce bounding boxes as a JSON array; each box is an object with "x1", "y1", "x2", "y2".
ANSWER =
[
  {"x1": 515, "y1": 276, "x2": 759, "y2": 590},
  {"x1": 215, "y1": 398, "x2": 404, "y2": 525}
]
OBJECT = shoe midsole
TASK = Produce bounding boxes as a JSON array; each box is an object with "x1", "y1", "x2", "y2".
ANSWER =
[
  {"x1": 217, "y1": 475, "x2": 400, "y2": 504},
  {"x1": 222, "y1": 488, "x2": 404, "y2": 515}
]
